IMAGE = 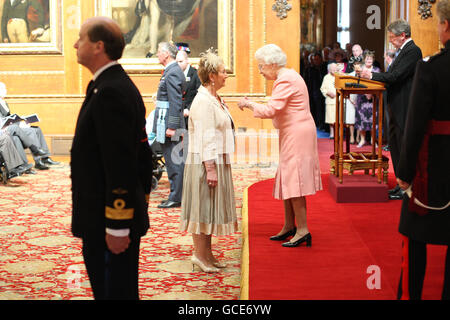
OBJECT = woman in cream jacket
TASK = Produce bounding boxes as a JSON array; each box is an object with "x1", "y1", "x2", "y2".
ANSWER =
[
  {"x1": 320, "y1": 63, "x2": 338, "y2": 139},
  {"x1": 180, "y1": 50, "x2": 237, "y2": 272}
]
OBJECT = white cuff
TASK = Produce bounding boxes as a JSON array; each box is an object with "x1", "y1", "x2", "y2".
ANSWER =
[{"x1": 106, "y1": 228, "x2": 130, "y2": 237}]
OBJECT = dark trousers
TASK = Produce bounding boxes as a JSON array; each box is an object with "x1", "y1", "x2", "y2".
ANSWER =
[
  {"x1": 82, "y1": 233, "x2": 141, "y2": 300},
  {"x1": 388, "y1": 118, "x2": 403, "y2": 176},
  {"x1": 162, "y1": 137, "x2": 185, "y2": 202},
  {"x1": 398, "y1": 237, "x2": 450, "y2": 300}
]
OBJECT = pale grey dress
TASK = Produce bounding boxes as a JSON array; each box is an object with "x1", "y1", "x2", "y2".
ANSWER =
[{"x1": 180, "y1": 86, "x2": 238, "y2": 236}]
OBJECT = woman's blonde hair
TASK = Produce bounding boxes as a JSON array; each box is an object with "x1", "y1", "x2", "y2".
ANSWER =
[{"x1": 197, "y1": 48, "x2": 224, "y2": 85}]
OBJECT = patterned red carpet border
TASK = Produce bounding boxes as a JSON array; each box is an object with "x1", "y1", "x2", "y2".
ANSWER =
[{"x1": 0, "y1": 162, "x2": 275, "y2": 300}]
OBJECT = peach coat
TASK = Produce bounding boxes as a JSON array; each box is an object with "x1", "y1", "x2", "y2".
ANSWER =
[{"x1": 253, "y1": 69, "x2": 322, "y2": 200}]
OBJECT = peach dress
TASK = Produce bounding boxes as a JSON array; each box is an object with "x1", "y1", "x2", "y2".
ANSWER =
[{"x1": 253, "y1": 69, "x2": 322, "y2": 200}]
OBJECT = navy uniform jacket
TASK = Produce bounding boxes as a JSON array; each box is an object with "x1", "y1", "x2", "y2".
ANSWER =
[
  {"x1": 71, "y1": 64, "x2": 153, "y2": 238},
  {"x1": 372, "y1": 40, "x2": 422, "y2": 130},
  {"x1": 397, "y1": 40, "x2": 450, "y2": 245},
  {"x1": 153, "y1": 62, "x2": 186, "y2": 141}
]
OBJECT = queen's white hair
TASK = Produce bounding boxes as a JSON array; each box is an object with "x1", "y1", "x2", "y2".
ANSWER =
[
  {"x1": 327, "y1": 63, "x2": 337, "y2": 73},
  {"x1": 255, "y1": 44, "x2": 287, "y2": 67}
]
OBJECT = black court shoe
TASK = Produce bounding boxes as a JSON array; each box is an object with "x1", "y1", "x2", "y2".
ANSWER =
[
  {"x1": 270, "y1": 227, "x2": 297, "y2": 241},
  {"x1": 282, "y1": 233, "x2": 312, "y2": 248}
]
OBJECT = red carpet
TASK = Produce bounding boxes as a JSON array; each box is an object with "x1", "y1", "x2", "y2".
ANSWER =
[{"x1": 246, "y1": 139, "x2": 448, "y2": 300}]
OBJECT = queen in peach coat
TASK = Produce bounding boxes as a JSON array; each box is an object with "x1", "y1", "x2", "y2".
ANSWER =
[{"x1": 238, "y1": 44, "x2": 322, "y2": 248}]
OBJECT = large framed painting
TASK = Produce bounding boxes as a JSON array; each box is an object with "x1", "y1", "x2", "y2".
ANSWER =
[
  {"x1": 0, "y1": 0, "x2": 62, "y2": 55},
  {"x1": 96, "y1": 0, "x2": 234, "y2": 74},
  {"x1": 300, "y1": 0, "x2": 323, "y2": 50}
]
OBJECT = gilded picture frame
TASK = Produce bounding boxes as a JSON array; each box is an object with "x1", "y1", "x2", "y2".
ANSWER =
[
  {"x1": 96, "y1": 0, "x2": 234, "y2": 74},
  {"x1": 0, "y1": 0, "x2": 62, "y2": 55}
]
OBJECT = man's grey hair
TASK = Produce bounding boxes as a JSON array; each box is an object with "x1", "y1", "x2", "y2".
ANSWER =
[
  {"x1": 437, "y1": 0, "x2": 450, "y2": 23},
  {"x1": 387, "y1": 19, "x2": 411, "y2": 37},
  {"x1": 158, "y1": 42, "x2": 178, "y2": 59},
  {"x1": 255, "y1": 44, "x2": 287, "y2": 67}
]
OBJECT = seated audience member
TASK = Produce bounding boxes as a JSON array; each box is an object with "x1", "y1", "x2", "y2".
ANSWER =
[
  {"x1": 0, "y1": 82, "x2": 59, "y2": 170},
  {"x1": 0, "y1": 131, "x2": 33, "y2": 178}
]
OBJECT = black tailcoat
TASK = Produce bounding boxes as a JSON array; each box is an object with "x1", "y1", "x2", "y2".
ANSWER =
[
  {"x1": 182, "y1": 65, "x2": 201, "y2": 111},
  {"x1": 371, "y1": 40, "x2": 422, "y2": 174},
  {"x1": 372, "y1": 40, "x2": 423, "y2": 130}
]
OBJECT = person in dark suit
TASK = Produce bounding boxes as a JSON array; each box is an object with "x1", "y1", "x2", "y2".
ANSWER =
[
  {"x1": 152, "y1": 41, "x2": 186, "y2": 209},
  {"x1": 361, "y1": 19, "x2": 422, "y2": 200},
  {"x1": 175, "y1": 46, "x2": 201, "y2": 128},
  {"x1": 304, "y1": 52, "x2": 327, "y2": 130},
  {"x1": 72, "y1": 16, "x2": 152, "y2": 300},
  {"x1": 395, "y1": 0, "x2": 450, "y2": 300}
]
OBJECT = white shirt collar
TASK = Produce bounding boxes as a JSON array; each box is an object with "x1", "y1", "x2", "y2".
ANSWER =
[
  {"x1": 93, "y1": 61, "x2": 119, "y2": 81},
  {"x1": 184, "y1": 64, "x2": 190, "y2": 77},
  {"x1": 400, "y1": 38, "x2": 413, "y2": 51}
]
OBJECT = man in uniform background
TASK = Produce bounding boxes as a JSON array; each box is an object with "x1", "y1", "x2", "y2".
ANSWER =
[{"x1": 396, "y1": 0, "x2": 450, "y2": 300}]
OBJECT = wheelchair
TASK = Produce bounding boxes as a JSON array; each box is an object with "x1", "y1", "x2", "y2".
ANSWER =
[
  {"x1": 150, "y1": 138, "x2": 165, "y2": 191},
  {"x1": 146, "y1": 111, "x2": 166, "y2": 191}
]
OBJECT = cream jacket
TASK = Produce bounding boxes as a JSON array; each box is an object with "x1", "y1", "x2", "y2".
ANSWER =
[
  {"x1": 187, "y1": 86, "x2": 235, "y2": 162},
  {"x1": 320, "y1": 73, "x2": 336, "y2": 106}
]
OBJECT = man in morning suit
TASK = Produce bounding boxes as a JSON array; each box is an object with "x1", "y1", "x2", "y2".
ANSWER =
[
  {"x1": 153, "y1": 41, "x2": 186, "y2": 209},
  {"x1": 395, "y1": 0, "x2": 450, "y2": 300},
  {"x1": 71, "y1": 16, "x2": 153, "y2": 300},
  {"x1": 361, "y1": 19, "x2": 422, "y2": 200},
  {"x1": 176, "y1": 45, "x2": 201, "y2": 129}
]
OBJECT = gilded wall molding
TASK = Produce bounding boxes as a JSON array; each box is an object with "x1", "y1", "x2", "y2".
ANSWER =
[
  {"x1": 6, "y1": 93, "x2": 268, "y2": 101},
  {"x1": 0, "y1": 71, "x2": 65, "y2": 76}
]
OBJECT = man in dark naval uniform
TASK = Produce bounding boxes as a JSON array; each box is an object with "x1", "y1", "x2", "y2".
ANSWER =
[
  {"x1": 396, "y1": 0, "x2": 450, "y2": 300},
  {"x1": 72, "y1": 16, "x2": 152, "y2": 300}
]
